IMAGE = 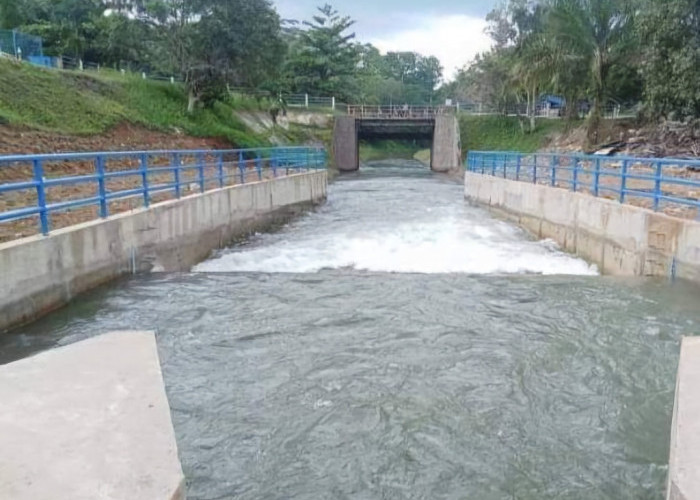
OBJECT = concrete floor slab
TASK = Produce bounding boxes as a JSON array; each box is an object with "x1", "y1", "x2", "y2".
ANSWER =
[{"x1": 0, "y1": 331, "x2": 185, "y2": 500}]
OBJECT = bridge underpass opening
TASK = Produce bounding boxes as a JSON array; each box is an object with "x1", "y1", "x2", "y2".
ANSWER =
[
  {"x1": 332, "y1": 106, "x2": 461, "y2": 172},
  {"x1": 358, "y1": 134, "x2": 433, "y2": 165}
]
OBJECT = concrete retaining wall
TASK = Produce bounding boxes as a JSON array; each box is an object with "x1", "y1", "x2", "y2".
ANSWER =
[
  {"x1": 667, "y1": 337, "x2": 700, "y2": 500},
  {"x1": 0, "y1": 171, "x2": 327, "y2": 332},
  {"x1": 464, "y1": 172, "x2": 700, "y2": 281}
]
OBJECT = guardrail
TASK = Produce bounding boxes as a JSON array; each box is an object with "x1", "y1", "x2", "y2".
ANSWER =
[
  {"x1": 0, "y1": 147, "x2": 326, "y2": 237},
  {"x1": 347, "y1": 105, "x2": 455, "y2": 119},
  {"x1": 466, "y1": 151, "x2": 700, "y2": 219}
]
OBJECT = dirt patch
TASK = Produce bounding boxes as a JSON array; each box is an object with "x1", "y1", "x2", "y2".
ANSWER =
[
  {"x1": 548, "y1": 120, "x2": 700, "y2": 159},
  {"x1": 0, "y1": 122, "x2": 231, "y2": 156}
]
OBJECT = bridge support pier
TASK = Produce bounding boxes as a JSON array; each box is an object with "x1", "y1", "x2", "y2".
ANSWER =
[
  {"x1": 431, "y1": 115, "x2": 461, "y2": 173},
  {"x1": 332, "y1": 116, "x2": 359, "y2": 172}
]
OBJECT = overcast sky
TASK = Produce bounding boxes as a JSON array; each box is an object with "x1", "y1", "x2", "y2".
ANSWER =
[{"x1": 273, "y1": 0, "x2": 497, "y2": 81}]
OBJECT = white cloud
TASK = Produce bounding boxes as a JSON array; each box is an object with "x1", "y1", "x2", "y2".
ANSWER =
[{"x1": 369, "y1": 15, "x2": 493, "y2": 81}]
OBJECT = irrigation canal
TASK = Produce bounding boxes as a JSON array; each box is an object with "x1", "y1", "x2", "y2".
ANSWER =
[{"x1": 2, "y1": 161, "x2": 700, "y2": 499}]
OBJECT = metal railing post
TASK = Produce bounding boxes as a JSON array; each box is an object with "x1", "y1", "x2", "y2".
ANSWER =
[
  {"x1": 172, "y1": 153, "x2": 181, "y2": 198},
  {"x1": 217, "y1": 153, "x2": 224, "y2": 188},
  {"x1": 620, "y1": 160, "x2": 628, "y2": 204},
  {"x1": 32, "y1": 158, "x2": 49, "y2": 235},
  {"x1": 140, "y1": 153, "x2": 150, "y2": 208},
  {"x1": 550, "y1": 156, "x2": 557, "y2": 187},
  {"x1": 533, "y1": 154, "x2": 538, "y2": 184},
  {"x1": 271, "y1": 151, "x2": 278, "y2": 177},
  {"x1": 95, "y1": 155, "x2": 108, "y2": 218},
  {"x1": 256, "y1": 153, "x2": 262, "y2": 180},
  {"x1": 654, "y1": 161, "x2": 662, "y2": 211},
  {"x1": 197, "y1": 152, "x2": 205, "y2": 193},
  {"x1": 238, "y1": 151, "x2": 245, "y2": 184},
  {"x1": 516, "y1": 155, "x2": 521, "y2": 181},
  {"x1": 593, "y1": 157, "x2": 601, "y2": 197},
  {"x1": 573, "y1": 158, "x2": 579, "y2": 192}
]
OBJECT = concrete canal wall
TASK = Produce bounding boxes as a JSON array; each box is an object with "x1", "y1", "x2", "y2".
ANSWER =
[
  {"x1": 667, "y1": 337, "x2": 700, "y2": 500},
  {"x1": 0, "y1": 171, "x2": 327, "y2": 332},
  {"x1": 464, "y1": 172, "x2": 700, "y2": 281}
]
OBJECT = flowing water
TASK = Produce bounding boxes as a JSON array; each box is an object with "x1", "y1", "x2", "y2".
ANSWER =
[{"x1": 2, "y1": 162, "x2": 700, "y2": 500}]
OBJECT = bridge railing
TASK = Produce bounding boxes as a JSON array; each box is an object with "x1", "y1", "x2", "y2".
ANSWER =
[
  {"x1": 347, "y1": 105, "x2": 455, "y2": 119},
  {"x1": 466, "y1": 151, "x2": 700, "y2": 219},
  {"x1": 0, "y1": 146, "x2": 326, "y2": 239}
]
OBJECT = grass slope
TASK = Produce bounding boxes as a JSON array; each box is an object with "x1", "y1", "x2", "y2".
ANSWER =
[
  {"x1": 0, "y1": 58, "x2": 270, "y2": 147},
  {"x1": 460, "y1": 115, "x2": 571, "y2": 153}
]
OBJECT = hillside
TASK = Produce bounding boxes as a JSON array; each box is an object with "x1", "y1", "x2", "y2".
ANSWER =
[{"x1": 0, "y1": 58, "x2": 327, "y2": 154}]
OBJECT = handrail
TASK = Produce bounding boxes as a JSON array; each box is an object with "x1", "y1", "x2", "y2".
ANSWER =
[
  {"x1": 347, "y1": 105, "x2": 456, "y2": 119},
  {"x1": 0, "y1": 146, "x2": 327, "y2": 237},
  {"x1": 466, "y1": 151, "x2": 700, "y2": 218}
]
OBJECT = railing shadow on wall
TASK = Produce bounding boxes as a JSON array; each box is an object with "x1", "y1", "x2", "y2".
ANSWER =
[
  {"x1": 0, "y1": 147, "x2": 326, "y2": 240},
  {"x1": 466, "y1": 151, "x2": 700, "y2": 220}
]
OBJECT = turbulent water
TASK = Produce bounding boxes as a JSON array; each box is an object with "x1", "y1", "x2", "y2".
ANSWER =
[{"x1": 2, "y1": 162, "x2": 699, "y2": 500}]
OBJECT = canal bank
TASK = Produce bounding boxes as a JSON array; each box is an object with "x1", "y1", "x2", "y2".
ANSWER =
[
  {"x1": 464, "y1": 171, "x2": 700, "y2": 282},
  {"x1": 0, "y1": 171, "x2": 327, "y2": 333},
  {"x1": 2, "y1": 163, "x2": 698, "y2": 500}
]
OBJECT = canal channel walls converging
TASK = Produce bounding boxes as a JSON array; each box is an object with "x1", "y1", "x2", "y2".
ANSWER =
[{"x1": 0, "y1": 171, "x2": 327, "y2": 333}]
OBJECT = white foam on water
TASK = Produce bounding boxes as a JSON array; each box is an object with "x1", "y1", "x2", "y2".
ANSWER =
[{"x1": 194, "y1": 170, "x2": 598, "y2": 276}]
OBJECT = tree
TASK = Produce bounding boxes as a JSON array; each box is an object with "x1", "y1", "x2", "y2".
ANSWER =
[
  {"x1": 548, "y1": 0, "x2": 637, "y2": 142},
  {"x1": 0, "y1": 0, "x2": 23, "y2": 29},
  {"x1": 638, "y1": 0, "x2": 700, "y2": 120},
  {"x1": 195, "y1": 0, "x2": 284, "y2": 87},
  {"x1": 285, "y1": 4, "x2": 358, "y2": 99}
]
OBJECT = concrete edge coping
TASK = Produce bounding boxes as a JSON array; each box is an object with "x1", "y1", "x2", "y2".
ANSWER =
[
  {"x1": 0, "y1": 331, "x2": 186, "y2": 500},
  {"x1": 667, "y1": 336, "x2": 700, "y2": 500},
  {"x1": 0, "y1": 170, "x2": 325, "y2": 252}
]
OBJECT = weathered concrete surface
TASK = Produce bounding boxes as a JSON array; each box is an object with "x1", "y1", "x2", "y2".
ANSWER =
[
  {"x1": 0, "y1": 331, "x2": 185, "y2": 500},
  {"x1": 667, "y1": 337, "x2": 700, "y2": 500},
  {"x1": 431, "y1": 115, "x2": 462, "y2": 173},
  {"x1": 332, "y1": 116, "x2": 359, "y2": 171},
  {"x1": 332, "y1": 115, "x2": 462, "y2": 172},
  {"x1": 464, "y1": 172, "x2": 700, "y2": 281},
  {"x1": 0, "y1": 171, "x2": 327, "y2": 332}
]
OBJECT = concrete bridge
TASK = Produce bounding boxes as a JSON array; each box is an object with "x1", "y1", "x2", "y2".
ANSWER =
[{"x1": 332, "y1": 105, "x2": 461, "y2": 172}]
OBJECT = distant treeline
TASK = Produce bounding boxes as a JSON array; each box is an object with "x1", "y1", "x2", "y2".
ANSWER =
[{"x1": 441, "y1": 0, "x2": 700, "y2": 141}]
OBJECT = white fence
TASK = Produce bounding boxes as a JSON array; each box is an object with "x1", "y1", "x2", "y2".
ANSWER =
[{"x1": 452, "y1": 100, "x2": 639, "y2": 120}]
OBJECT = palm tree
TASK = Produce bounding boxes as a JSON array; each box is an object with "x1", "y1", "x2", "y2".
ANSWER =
[{"x1": 547, "y1": 0, "x2": 635, "y2": 143}]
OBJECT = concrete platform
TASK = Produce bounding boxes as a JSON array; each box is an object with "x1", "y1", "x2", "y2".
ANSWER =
[
  {"x1": 0, "y1": 331, "x2": 185, "y2": 500},
  {"x1": 668, "y1": 337, "x2": 700, "y2": 500}
]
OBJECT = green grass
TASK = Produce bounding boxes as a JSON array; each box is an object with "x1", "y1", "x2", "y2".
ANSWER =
[
  {"x1": 359, "y1": 140, "x2": 426, "y2": 161},
  {"x1": 0, "y1": 59, "x2": 273, "y2": 147},
  {"x1": 460, "y1": 115, "x2": 573, "y2": 153}
]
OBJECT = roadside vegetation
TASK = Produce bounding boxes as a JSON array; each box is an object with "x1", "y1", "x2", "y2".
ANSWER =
[
  {"x1": 459, "y1": 115, "x2": 570, "y2": 153},
  {"x1": 443, "y1": 0, "x2": 700, "y2": 146}
]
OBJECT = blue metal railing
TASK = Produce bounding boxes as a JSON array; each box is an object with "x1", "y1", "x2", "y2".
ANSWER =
[
  {"x1": 466, "y1": 151, "x2": 700, "y2": 218},
  {"x1": 0, "y1": 146, "x2": 326, "y2": 236}
]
